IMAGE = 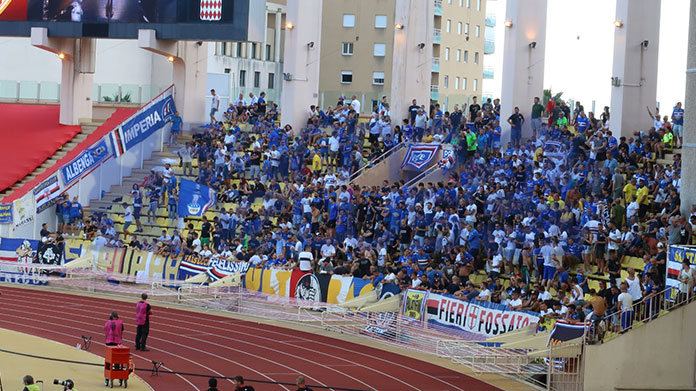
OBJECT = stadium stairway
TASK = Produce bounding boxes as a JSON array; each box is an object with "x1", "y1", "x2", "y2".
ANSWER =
[{"x1": 0, "y1": 120, "x2": 104, "y2": 199}]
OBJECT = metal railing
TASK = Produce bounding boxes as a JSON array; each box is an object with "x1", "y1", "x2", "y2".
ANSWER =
[
  {"x1": 585, "y1": 286, "x2": 696, "y2": 344},
  {"x1": 484, "y1": 39, "x2": 495, "y2": 55},
  {"x1": 404, "y1": 164, "x2": 439, "y2": 188},
  {"x1": 434, "y1": 0, "x2": 443, "y2": 15},
  {"x1": 433, "y1": 28, "x2": 442, "y2": 44},
  {"x1": 432, "y1": 57, "x2": 440, "y2": 73},
  {"x1": 349, "y1": 141, "x2": 406, "y2": 183}
]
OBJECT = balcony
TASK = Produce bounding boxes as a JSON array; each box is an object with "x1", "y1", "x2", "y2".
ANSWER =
[
  {"x1": 484, "y1": 39, "x2": 495, "y2": 54},
  {"x1": 483, "y1": 67, "x2": 494, "y2": 79},
  {"x1": 433, "y1": 28, "x2": 441, "y2": 45},
  {"x1": 432, "y1": 57, "x2": 440, "y2": 73},
  {"x1": 430, "y1": 85, "x2": 439, "y2": 101},
  {"x1": 485, "y1": 14, "x2": 496, "y2": 27},
  {"x1": 434, "y1": 0, "x2": 442, "y2": 16}
]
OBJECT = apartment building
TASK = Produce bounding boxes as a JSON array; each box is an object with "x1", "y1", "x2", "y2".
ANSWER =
[
  {"x1": 435, "y1": 0, "x2": 488, "y2": 112},
  {"x1": 207, "y1": 1, "x2": 288, "y2": 111}
]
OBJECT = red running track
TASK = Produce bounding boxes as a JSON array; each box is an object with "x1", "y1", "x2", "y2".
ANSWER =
[{"x1": 0, "y1": 287, "x2": 499, "y2": 391}]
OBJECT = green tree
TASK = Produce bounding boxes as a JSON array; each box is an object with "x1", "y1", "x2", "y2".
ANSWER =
[{"x1": 543, "y1": 89, "x2": 564, "y2": 105}]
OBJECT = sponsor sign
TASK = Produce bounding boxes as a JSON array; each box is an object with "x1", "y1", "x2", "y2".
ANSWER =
[
  {"x1": 12, "y1": 192, "x2": 34, "y2": 230},
  {"x1": 426, "y1": 292, "x2": 539, "y2": 337},
  {"x1": 401, "y1": 144, "x2": 441, "y2": 170},
  {"x1": 0, "y1": 203, "x2": 11, "y2": 224},
  {"x1": 117, "y1": 89, "x2": 176, "y2": 151},
  {"x1": 60, "y1": 138, "x2": 110, "y2": 186},
  {"x1": 33, "y1": 175, "x2": 61, "y2": 214},
  {"x1": 666, "y1": 245, "x2": 696, "y2": 302},
  {"x1": 402, "y1": 289, "x2": 427, "y2": 323}
]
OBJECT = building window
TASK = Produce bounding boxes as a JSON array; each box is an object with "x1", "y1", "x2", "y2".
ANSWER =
[
  {"x1": 266, "y1": 44, "x2": 272, "y2": 61},
  {"x1": 373, "y1": 72, "x2": 385, "y2": 85},
  {"x1": 475, "y1": 25, "x2": 480, "y2": 37},
  {"x1": 220, "y1": 42, "x2": 227, "y2": 56},
  {"x1": 466, "y1": 0, "x2": 471, "y2": 8},
  {"x1": 465, "y1": 23, "x2": 469, "y2": 35},
  {"x1": 473, "y1": 78, "x2": 478, "y2": 91},
  {"x1": 343, "y1": 14, "x2": 355, "y2": 27},
  {"x1": 445, "y1": 47, "x2": 449, "y2": 61},
  {"x1": 342, "y1": 42, "x2": 354, "y2": 55},
  {"x1": 463, "y1": 50, "x2": 469, "y2": 62},
  {"x1": 455, "y1": 77, "x2": 459, "y2": 89},
  {"x1": 463, "y1": 77, "x2": 467, "y2": 90},
  {"x1": 446, "y1": 19, "x2": 451, "y2": 33},
  {"x1": 459, "y1": 0, "x2": 462, "y2": 6},
  {"x1": 374, "y1": 43, "x2": 386, "y2": 57},
  {"x1": 375, "y1": 15, "x2": 387, "y2": 28},
  {"x1": 224, "y1": 68, "x2": 231, "y2": 74},
  {"x1": 474, "y1": 52, "x2": 479, "y2": 64},
  {"x1": 268, "y1": 73, "x2": 275, "y2": 89},
  {"x1": 251, "y1": 43, "x2": 257, "y2": 59},
  {"x1": 253, "y1": 71, "x2": 260, "y2": 88},
  {"x1": 456, "y1": 49, "x2": 461, "y2": 62},
  {"x1": 477, "y1": 0, "x2": 481, "y2": 11},
  {"x1": 236, "y1": 43, "x2": 243, "y2": 57},
  {"x1": 444, "y1": 75, "x2": 449, "y2": 88},
  {"x1": 341, "y1": 71, "x2": 353, "y2": 84},
  {"x1": 239, "y1": 70, "x2": 246, "y2": 87},
  {"x1": 457, "y1": 22, "x2": 462, "y2": 35}
]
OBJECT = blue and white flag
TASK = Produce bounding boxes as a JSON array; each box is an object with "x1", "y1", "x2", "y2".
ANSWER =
[
  {"x1": 178, "y1": 178, "x2": 216, "y2": 217},
  {"x1": 401, "y1": 144, "x2": 441, "y2": 170},
  {"x1": 61, "y1": 138, "x2": 110, "y2": 186}
]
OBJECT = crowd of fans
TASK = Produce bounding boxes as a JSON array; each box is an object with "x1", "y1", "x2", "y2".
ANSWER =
[{"x1": 58, "y1": 91, "x2": 695, "y2": 333}]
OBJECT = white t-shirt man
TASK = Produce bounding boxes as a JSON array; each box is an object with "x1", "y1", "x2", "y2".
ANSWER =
[
  {"x1": 627, "y1": 201, "x2": 639, "y2": 220},
  {"x1": 124, "y1": 206, "x2": 133, "y2": 222},
  {"x1": 465, "y1": 204, "x2": 477, "y2": 224},
  {"x1": 490, "y1": 254, "x2": 502, "y2": 273},
  {"x1": 608, "y1": 229, "x2": 621, "y2": 250},
  {"x1": 321, "y1": 244, "x2": 336, "y2": 259},
  {"x1": 329, "y1": 136, "x2": 340, "y2": 153},
  {"x1": 618, "y1": 291, "x2": 633, "y2": 312},
  {"x1": 351, "y1": 99, "x2": 361, "y2": 113},
  {"x1": 540, "y1": 244, "x2": 556, "y2": 268},
  {"x1": 299, "y1": 251, "x2": 314, "y2": 271}
]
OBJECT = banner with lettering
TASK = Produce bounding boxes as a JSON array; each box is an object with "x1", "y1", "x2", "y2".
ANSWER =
[
  {"x1": 61, "y1": 138, "x2": 110, "y2": 186},
  {"x1": 12, "y1": 192, "x2": 34, "y2": 231},
  {"x1": 425, "y1": 292, "x2": 539, "y2": 337},
  {"x1": 116, "y1": 88, "x2": 176, "y2": 151},
  {"x1": 666, "y1": 245, "x2": 696, "y2": 303},
  {"x1": 401, "y1": 144, "x2": 441, "y2": 170},
  {"x1": 33, "y1": 175, "x2": 61, "y2": 214}
]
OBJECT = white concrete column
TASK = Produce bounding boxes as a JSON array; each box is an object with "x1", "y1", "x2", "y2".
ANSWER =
[
  {"x1": 262, "y1": 10, "x2": 269, "y2": 61},
  {"x1": 275, "y1": 10, "x2": 282, "y2": 62},
  {"x1": 390, "y1": 0, "x2": 433, "y2": 124},
  {"x1": 609, "y1": 0, "x2": 661, "y2": 139},
  {"x1": 499, "y1": 0, "x2": 547, "y2": 146},
  {"x1": 31, "y1": 28, "x2": 94, "y2": 125},
  {"x1": 138, "y1": 30, "x2": 208, "y2": 126},
  {"x1": 680, "y1": 0, "x2": 696, "y2": 215},
  {"x1": 279, "y1": 0, "x2": 322, "y2": 133}
]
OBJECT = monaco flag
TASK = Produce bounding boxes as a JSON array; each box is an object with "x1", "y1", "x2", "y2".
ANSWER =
[{"x1": 200, "y1": 0, "x2": 222, "y2": 21}]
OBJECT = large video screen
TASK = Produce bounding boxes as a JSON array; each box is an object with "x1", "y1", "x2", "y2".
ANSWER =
[{"x1": 0, "y1": 0, "x2": 256, "y2": 40}]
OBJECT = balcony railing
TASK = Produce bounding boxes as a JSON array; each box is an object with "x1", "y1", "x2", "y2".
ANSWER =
[
  {"x1": 485, "y1": 14, "x2": 496, "y2": 27},
  {"x1": 432, "y1": 57, "x2": 440, "y2": 73},
  {"x1": 483, "y1": 67, "x2": 494, "y2": 79},
  {"x1": 484, "y1": 39, "x2": 495, "y2": 54},
  {"x1": 433, "y1": 28, "x2": 441, "y2": 45},
  {"x1": 434, "y1": 0, "x2": 443, "y2": 16},
  {"x1": 430, "y1": 85, "x2": 439, "y2": 101}
]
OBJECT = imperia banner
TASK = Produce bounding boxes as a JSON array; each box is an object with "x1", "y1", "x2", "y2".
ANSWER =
[
  {"x1": 116, "y1": 88, "x2": 176, "y2": 151},
  {"x1": 425, "y1": 292, "x2": 539, "y2": 337}
]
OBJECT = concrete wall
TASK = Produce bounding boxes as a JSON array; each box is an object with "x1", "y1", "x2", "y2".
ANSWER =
[
  {"x1": 499, "y1": 0, "x2": 547, "y2": 145},
  {"x1": 609, "y1": 0, "x2": 661, "y2": 139},
  {"x1": 680, "y1": 0, "x2": 696, "y2": 216},
  {"x1": 583, "y1": 301, "x2": 696, "y2": 390}
]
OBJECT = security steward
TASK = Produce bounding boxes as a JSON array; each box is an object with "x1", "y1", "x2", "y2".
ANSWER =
[
  {"x1": 22, "y1": 376, "x2": 40, "y2": 391},
  {"x1": 296, "y1": 376, "x2": 313, "y2": 391}
]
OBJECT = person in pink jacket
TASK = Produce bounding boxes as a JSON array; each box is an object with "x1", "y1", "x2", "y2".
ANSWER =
[
  {"x1": 135, "y1": 293, "x2": 152, "y2": 351},
  {"x1": 105, "y1": 312, "x2": 125, "y2": 387}
]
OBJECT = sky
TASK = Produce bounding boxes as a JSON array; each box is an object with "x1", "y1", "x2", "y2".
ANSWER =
[{"x1": 483, "y1": 0, "x2": 690, "y2": 113}]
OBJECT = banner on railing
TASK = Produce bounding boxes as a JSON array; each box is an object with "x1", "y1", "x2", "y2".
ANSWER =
[
  {"x1": 0, "y1": 204, "x2": 11, "y2": 224},
  {"x1": 12, "y1": 193, "x2": 34, "y2": 230},
  {"x1": 61, "y1": 138, "x2": 111, "y2": 186},
  {"x1": 424, "y1": 292, "x2": 539, "y2": 337},
  {"x1": 178, "y1": 254, "x2": 211, "y2": 280},
  {"x1": 244, "y1": 268, "x2": 377, "y2": 304},
  {"x1": 206, "y1": 257, "x2": 251, "y2": 281},
  {"x1": 548, "y1": 322, "x2": 585, "y2": 346},
  {"x1": 115, "y1": 88, "x2": 176, "y2": 151},
  {"x1": 666, "y1": 245, "x2": 696, "y2": 302},
  {"x1": 401, "y1": 144, "x2": 441, "y2": 170},
  {"x1": 403, "y1": 289, "x2": 427, "y2": 324},
  {"x1": 33, "y1": 175, "x2": 61, "y2": 214}
]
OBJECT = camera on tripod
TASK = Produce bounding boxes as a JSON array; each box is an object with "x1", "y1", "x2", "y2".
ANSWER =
[{"x1": 53, "y1": 379, "x2": 75, "y2": 390}]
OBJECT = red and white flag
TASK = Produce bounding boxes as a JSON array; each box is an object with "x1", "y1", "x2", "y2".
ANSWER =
[{"x1": 200, "y1": 0, "x2": 222, "y2": 21}]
